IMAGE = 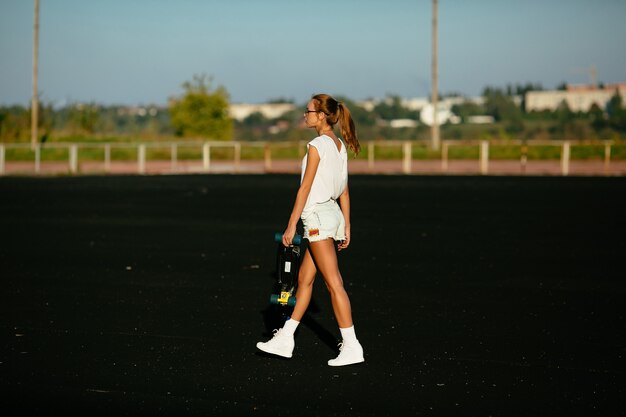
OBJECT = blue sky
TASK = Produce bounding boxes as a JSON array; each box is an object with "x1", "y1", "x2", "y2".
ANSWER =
[{"x1": 1, "y1": 0, "x2": 625, "y2": 106}]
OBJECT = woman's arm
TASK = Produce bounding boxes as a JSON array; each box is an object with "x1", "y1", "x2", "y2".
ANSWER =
[
  {"x1": 282, "y1": 145, "x2": 320, "y2": 246},
  {"x1": 337, "y1": 183, "x2": 351, "y2": 251}
]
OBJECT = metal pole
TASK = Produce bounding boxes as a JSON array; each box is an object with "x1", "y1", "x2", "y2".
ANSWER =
[
  {"x1": 69, "y1": 145, "x2": 78, "y2": 173},
  {"x1": 480, "y1": 140, "x2": 489, "y2": 174},
  {"x1": 203, "y1": 143, "x2": 211, "y2": 171},
  {"x1": 104, "y1": 144, "x2": 111, "y2": 172},
  {"x1": 34, "y1": 144, "x2": 40, "y2": 173},
  {"x1": 561, "y1": 141, "x2": 570, "y2": 176},
  {"x1": 402, "y1": 141, "x2": 412, "y2": 174},
  {"x1": 430, "y1": 0, "x2": 440, "y2": 150},
  {"x1": 520, "y1": 142, "x2": 528, "y2": 174},
  {"x1": 31, "y1": 0, "x2": 40, "y2": 150},
  {"x1": 138, "y1": 144, "x2": 146, "y2": 174},
  {"x1": 234, "y1": 142, "x2": 241, "y2": 172},
  {"x1": 0, "y1": 144, "x2": 5, "y2": 175}
]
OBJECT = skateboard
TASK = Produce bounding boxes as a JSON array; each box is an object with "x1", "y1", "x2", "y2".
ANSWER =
[{"x1": 270, "y1": 232, "x2": 302, "y2": 307}]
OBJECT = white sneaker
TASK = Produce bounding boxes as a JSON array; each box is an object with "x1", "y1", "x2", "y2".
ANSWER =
[
  {"x1": 256, "y1": 328, "x2": 294, "y2": 358},
  {"x1": 328, "y1": 341, "x2": 365, "y2": 366}
]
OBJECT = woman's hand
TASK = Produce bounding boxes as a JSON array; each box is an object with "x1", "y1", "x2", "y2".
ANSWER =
[
  {"x1": 282, "y1": 224, "x2": 297, "y2": 247},
  {"x1": 337, "y1": 226, "x2": 351, "y2": 251}
]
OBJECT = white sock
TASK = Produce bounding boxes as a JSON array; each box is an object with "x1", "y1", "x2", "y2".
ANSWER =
[
  {"x1": 282, "y1": 318, "x2": 300, "y2": 336},
  {"x1": 339, "y1": 325, "x2": 358, "y2": 344}
]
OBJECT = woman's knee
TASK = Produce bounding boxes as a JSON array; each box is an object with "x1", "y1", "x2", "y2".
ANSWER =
[
  {"x1": 323, "y1": 275, "x2": 346, "y2": 294},
  {"x1": 298, "y1": 273, "x2": 315, "y2": 288}
]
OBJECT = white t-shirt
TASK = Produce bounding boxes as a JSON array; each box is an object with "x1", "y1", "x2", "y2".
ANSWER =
[{"x1": 300, "y1": 134, "x2": 348, "y2": 219}]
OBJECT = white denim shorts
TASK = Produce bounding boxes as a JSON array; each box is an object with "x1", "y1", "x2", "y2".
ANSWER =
[{"x1": 302, "y1": 200, "x2": 346, "y2": 243}]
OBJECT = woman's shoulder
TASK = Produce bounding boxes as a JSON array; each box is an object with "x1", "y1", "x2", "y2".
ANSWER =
[
  {"x1": 309, "y1": 136, "x2": 336, "y2": 160},
  {"x1": 309, "y1": 134, "x2": 330, "y2": 143},
  {"x1": 308, "y1": 135, "x2": 333, "y2": 150}
]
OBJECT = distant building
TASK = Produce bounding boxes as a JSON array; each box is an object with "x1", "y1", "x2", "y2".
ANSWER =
[
  {"x1": 467, "y1": 115, "x2": 495, "y2": 124},
  {"x1": 357, "y1": 96, "x2": 484, "y2": 113},
  {"x1": 229, "y1": 103, "x2": 295, "y2": 121},
  {"x1": 398, "y1": 98, "x2": 430, "y2": 111},
  {"x1": 388, "y1": 119, "x2": 419, "y2": 128},
  {"x1": 116, "y1": 106, "x2": 159, "y2": 117},
  {"x1": 525, "y1": 83, "x2": 626, "y2": 112},
  {"x1": 358, "y1": 96, "x2": 482, "y2": 126},
  {"x1": 419, "y1": 103, "x2": 461, "y2": 126}
]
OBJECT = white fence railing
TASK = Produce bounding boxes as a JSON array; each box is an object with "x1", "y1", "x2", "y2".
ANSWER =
[
  {"x1": 439, "y1": 139, "x2": 615, "y2": 176},
  {"x1": 0, "y1": 139, "x2": 620, "y2": 176},
  {"x1": 0, "y1": 140, "x2": 255, "y2": 175}
]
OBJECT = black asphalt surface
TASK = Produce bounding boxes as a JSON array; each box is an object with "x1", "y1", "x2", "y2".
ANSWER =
[{"x1": 1, "y1": 174, "x2": 625, "y2": 416}]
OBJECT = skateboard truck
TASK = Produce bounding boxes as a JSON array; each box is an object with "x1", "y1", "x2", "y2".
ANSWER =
[{"x1": 272, "y1": 291, "x2": 295, "y2": 306}]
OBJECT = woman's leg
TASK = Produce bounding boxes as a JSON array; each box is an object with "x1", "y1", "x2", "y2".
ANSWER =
[
  {"x1": 309, "y1": 238, "x2": 364, "y2": 366},
  {"x1": 308, "y1": 238, "x2": 353, "y2": 328},
  {"x1": 290, "y1": 247, "x2": 317, "y2": 322}
]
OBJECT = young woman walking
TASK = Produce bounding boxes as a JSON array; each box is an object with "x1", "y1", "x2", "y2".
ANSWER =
[{"x1": 256, "y1": 93, "x2": 364, "y2": 367}]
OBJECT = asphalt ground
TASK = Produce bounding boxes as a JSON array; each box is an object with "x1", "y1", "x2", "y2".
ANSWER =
[{"x1": 1, "y1": 174, "x2": 625, "y2": 416}]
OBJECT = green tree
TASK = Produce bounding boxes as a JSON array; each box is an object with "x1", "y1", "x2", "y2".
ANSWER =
[
  {"x1": 482, "y1": 87, "x2": 524, "y2": 133},
  {"x1": 607, "y1": 92, "x2": 626, "y2": 131},
  {"x1": 241, "y1": 111, "x2": 268, "y2": 128},
  {"x1": 555, "y1": 100, "x2": 574, "y2": 124},
  {"x1": 589, "y1": 103, "x2": 606, "y2": 130},
  {"x1": 451, "y1": 100, "x2": 484, "y2": 123},
  {"x1": 0, "y1": 102, "x2": 54, "y2": 142},
  {"x1": 68, "y1": 102, "x2": 99, "y2": 134},
  {"x1": 169, "y1": 74, "x2": 233, "y2": 140},
  {"x1": 0, "y1": 105, "x2": 29, "y2": 141},
  {"x1": 551, "y1": 100, "x2": 593, "y2": 139}
]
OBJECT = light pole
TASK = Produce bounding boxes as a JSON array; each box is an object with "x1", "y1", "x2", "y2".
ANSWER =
[
  {"x1": 31, "y1": 0, "x2": 40, "y2": 149},
  {"x1": 431, "y1": 0, "x2": 440, "y2": 150}
]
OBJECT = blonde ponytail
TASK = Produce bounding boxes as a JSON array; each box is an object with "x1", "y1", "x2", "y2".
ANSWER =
[{"x1": 337, "y1": 102, "x2": 360, "y2": 155}]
